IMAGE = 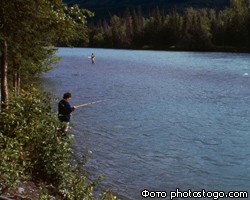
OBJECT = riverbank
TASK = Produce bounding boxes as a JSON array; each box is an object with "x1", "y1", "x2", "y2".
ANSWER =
[
  {"x1": 1, "y1": 180, "x2": 46, "y2": 200},
  {"x1": 0, "y1": 87, "x2": 116, "y2": 200}
]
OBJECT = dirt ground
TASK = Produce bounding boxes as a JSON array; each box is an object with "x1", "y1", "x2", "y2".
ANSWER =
[{"x1": 0, "y1": 180, "x2": 62, "y2": 200}]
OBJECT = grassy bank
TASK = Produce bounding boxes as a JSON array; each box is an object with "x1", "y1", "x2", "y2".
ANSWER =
[{"x1": 0, "y1": 87, "x2": 116, "y2": 199}]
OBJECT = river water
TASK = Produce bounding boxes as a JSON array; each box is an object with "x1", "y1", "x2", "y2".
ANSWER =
[{"x1": 43, "y1": 48, "x2": 250, "y2": 199}]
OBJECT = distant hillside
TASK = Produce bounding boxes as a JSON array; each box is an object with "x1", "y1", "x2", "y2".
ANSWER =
[{"x1": 63, "y1": 0, "x2": 230, "y2": 20}]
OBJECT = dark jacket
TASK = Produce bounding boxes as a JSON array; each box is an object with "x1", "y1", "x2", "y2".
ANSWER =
[{"x1": 58, "y1": 99, "x2": 75, "y2": 122}]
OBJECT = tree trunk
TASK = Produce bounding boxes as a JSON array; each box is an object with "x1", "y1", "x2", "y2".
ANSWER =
[
  {"x1": 1, "y1": 41, "x2": 9, "y2": 111},
  {"x1": 13, "y1": 67, "x2": 20, "y2": 96},
  {"x1": 13, "y1": 72, "x2": 17, "y2": 96},
  {"x1": 17, "y1": 69, "x2": 20, "y2": 95}
]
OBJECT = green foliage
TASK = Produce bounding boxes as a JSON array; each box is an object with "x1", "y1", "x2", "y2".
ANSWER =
[
  {"x1": 215, "y1": 0, "x2": 249, "y2": 46},
  {"x1": 181, "y1": 8, "x2": 213, "y2": 50},
  {"x1": 0, "y1": 88, "x2": 58, "y2": 193},
  {"x1": 58, "y1": 151, "x2": 102, "y2": 199},
  {"x1": 162, "y1": 10, "x2": 183, "y2": 47},
  {"x1": 110, "y1": 15, "x2": 127, "y2": 48},
  {"x1": 88, "y1": 1, "x2": 250, "y2": 51},
  {"x1": 0, "y1": 1, "x2": 116, "y2": 199},
  {"x1": 0, "y1": 132, "x2": 26, "y2": 193},
  {"x1": 63, "y1": 0, "x2": 230, "y2": 20},
  {"x1": 92, "y1": 33, "x2": 105, "y2": 47},
  {"x1": 102, "y1": 190, "x2": 117, "y2": 200},
  {"x1": 0, "y1": 88, "x2": 116, "y2": 199},
  {"x1": 0, "y1": 0, "x2": 93, "y2": 82}
]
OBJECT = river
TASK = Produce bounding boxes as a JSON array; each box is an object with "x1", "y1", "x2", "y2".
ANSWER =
[{"x1": 43, "y1": 48, "x2": 250, "y2": 199}]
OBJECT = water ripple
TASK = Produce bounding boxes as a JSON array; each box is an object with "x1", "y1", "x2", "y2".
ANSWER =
[{"x1": 43, "y1": 48, "x2": 250, "y2": 199}]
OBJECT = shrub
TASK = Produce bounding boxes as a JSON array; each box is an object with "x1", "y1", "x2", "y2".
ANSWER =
[{"x1": 0, "y1": 87, "x2": 116, "y2": 199}]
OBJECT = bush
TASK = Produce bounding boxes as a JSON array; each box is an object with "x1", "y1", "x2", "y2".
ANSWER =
[{"x1": 0, "y1": 87, "x2": 116, "y2": 199}]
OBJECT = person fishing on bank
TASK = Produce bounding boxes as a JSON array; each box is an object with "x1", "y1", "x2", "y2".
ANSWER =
[
  {"x1": 58, "y1": 92, "x2": 107, "y2": 133},
  {"x1": 58, "y1": 92, "x2": 77, "y2": 133}
]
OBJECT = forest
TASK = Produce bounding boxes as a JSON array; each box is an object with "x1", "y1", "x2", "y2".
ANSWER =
[
  {"x1": 63, "y1": 0, "x2": 230, "y2": 20},
  {"x1": 86, "y1": 0, "x2": 250, "y2": 52}
]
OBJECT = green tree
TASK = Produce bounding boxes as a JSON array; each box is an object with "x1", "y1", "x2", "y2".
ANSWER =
[
  {"x1": 181, "y1": 8, "x2": 213, "y2": 50},
  {"x1": 0, "y1": 0, "x2": 93, "y2": 92},
  {"x1": 131, "y1": 8, "x2": 145, "y2": 48},
  {"x1": 213, "y1": 0, "x2": 249, "y2": 48},
  {"x1": 226, "y1": 0, "x2": 249, "y2": 46},
  {"x1": 247, "y1": 1, "x2": 250, "y2": 47},
  {"x1": 110, "y1": 15, "x2": 127, "y2": 48},
  {"x1": 150, "y1": 7, "x2": 164, "y2": 47},
  {"x1": 86, "y1": 2, "x2": 250, "y2": 51},
  {"x1": 163, "y1": 10, "x2": 183, "y2": 47},
  {"x1": 88, "y1": 22, "x2": 105, "y2": 47},
  {"x1": 123, "y1": 8, "x2": 133, "y2": 47}
]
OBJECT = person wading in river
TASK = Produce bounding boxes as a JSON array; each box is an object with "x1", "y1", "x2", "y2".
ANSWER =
[
  {"x1": 58, "y1": 92, "x2": 77, "y2": 133},
  {"x1": 91, "y1": 52, "x2": 95, "y2": 64}
]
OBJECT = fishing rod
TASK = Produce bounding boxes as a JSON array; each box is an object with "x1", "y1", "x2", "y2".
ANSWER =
[{"x1": 74, "y1": 99, "x2": 106, "y2": 109}]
